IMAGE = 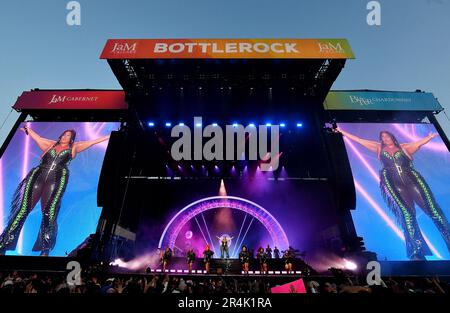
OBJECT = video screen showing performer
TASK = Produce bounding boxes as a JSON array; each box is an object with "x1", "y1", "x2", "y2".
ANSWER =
[
  {"x1": 338, "y1": 123, "x2": 450, "y2": 261},
  {"x1": 0, "y1": 122, "x2": 118, "y2": 256}
]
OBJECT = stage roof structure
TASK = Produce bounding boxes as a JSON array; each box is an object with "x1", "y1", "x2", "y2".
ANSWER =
[{"x1": 100, "y1": 39, "x2": 354, "y2": 122}]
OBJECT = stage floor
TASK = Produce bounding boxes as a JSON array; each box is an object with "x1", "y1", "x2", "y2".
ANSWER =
[{"x1": 1, "y1": 256, "x2": 450, "y2": 277}]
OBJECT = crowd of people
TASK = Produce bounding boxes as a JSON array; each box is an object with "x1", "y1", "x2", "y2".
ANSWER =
[{"x1": 1, "y1": 270, "x2": 448, "y2": 294}]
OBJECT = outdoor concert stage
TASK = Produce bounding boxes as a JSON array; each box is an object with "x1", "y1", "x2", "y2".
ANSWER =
[{"x1": 1, "y1": 39, "x2": 450, "y2": 279}]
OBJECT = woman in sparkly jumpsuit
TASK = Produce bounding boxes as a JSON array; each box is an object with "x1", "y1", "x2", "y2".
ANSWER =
[
  {"x1": 0, "y1": 126, "x2": 110, "y2": 256},
  {"x1": 338, "y1": 128, "x2": 450, "y2": 260}
]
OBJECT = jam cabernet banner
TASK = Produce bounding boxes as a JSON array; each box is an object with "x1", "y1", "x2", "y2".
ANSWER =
[
  {"x1": 100, "y1": 38, "x2": 355, "y2": 59},
  {"x1": 13, "y1": 90, "x2": 128, "y2": 110}
]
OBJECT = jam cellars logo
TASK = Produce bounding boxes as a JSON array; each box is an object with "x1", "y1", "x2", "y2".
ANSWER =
[
  {"x1": 110, "y1": 42, "x2": 138, "y2": 54},
  {"x1": 348, "y1": 95, "x2": 373, "y2": 106},
  {"x1": 318, "y1": 42, "x2": 345, "y2": 54},
  {"x1": 48, "y1": 95, "x2": 99, "y2": 104}
]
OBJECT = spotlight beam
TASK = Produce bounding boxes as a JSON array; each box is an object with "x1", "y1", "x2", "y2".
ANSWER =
[
  {"x1": 232, "y1": 213, "x2": 248, "y2": 258},
  {"x1": 201, "y1": 212, "x2": 217, "y2": 255},
  {"x1": 18, "y1": 122, "x2": 31, "y2": 255},
  {"x1": 0, "y1": 159, "x2": 3, "y2": 233},
  {"x1": 393, "y1": 124, "x2": 446, "y2": 152},
  {"x1": 235, "y1": 217, "x2": 255, "y2": 254},
  {"x1": 194, "y1": 216, "x2": 210, "y2": 248}
]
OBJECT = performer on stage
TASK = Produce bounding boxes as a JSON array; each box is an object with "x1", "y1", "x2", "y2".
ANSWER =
[
  {"x1": 203, "y1": 244, "x2": 214, "y2": 273},
  {"x1": 216, "y1": 235, "x2": 233, "y2": 259},
  {"x1": 265, "y1": 244, "x2": 272, "y2": 259},
  {"x1": 186, "y1": 248, "x2": 196, "y2": 272},
  {"x1": 257, "y1": 246, "x2": 268, "y2": 273},
  {"x1": 337, "y1": 128, "x2": 450, "y2": 260},
  {"x1": 273, "y1": 246, "x2": 280, "y2": 259},
  {"x1": 239, "y1": 245, "x2": 251, "y2": 274},
  {"x1": 283, "y1": 249, "x2": 294, "y2": 272},
  {"x1": 0, "y1": 126, "x2": 110, "y2": 256},
  {"x1": 161, "y1": 247, "x2": 172, "y2": 271}
]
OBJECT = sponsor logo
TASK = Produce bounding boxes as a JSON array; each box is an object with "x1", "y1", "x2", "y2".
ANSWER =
[
  {"x1": 349, "y1": 95, "x2": 373, "y2": 106},
  {"x1": 49, "y1": 94, "x2": 99, "y2": 105},
  {"x1": 110, "y1": 42, "x2": 137, "y2": 54},
  {"x1": 318, "y1": 42, "x2": 345, "y2": 54}
]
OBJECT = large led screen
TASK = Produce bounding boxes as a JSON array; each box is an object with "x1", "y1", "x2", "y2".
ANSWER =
[
  {"x1": 0, "y1": 122, "x2": 119, "y2": 256},
  {"x1": 339, "y1": 123, "x2": 450, "y2": 261}
]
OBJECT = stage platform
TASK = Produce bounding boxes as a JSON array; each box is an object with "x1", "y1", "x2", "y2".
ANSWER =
[
  {"x1": 137, "y1": 257, "x2": 317, "y2": 276},
  {"x1": 1, "y1": 255, "x2": 450, "y2": 278}
]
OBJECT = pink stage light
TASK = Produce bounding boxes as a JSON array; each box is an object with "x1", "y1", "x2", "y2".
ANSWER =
[
  {"x1": 343, "y1": 259, "x2": 358, "y2": 270},
  {"x1": 84, "y1": 122, "x2": 108, "y2": 149},
  {"x1": 344, "y1": 138, "x2": 379, "y2": 182},
  {"x1": 0, "y1": 159, "x2": 3, "y2": 233},
  {"x1": 219, "y1": 179, "x2": 227, "y2": 196},
  {"x1": 393, "y1": 124, "x2": 447, "y2": 152},
  {"x1": 185, "y1": 230, "x2": 193, "y2": 240},
  {"x1": 18, "y1": 122, "x2": 31, "y2": 255}
]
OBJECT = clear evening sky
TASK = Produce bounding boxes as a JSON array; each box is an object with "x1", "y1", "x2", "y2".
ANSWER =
[{"x1": 1, "y1": 0, "x2": 449, "y2": 143}]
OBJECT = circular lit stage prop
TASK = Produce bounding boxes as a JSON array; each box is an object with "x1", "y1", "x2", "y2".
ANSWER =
[{"x1": 158, "y1": 196, "x2": 289, "y2": 252}]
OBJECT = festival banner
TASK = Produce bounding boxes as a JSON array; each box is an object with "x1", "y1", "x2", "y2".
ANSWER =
[
  {"x1": 324, "y1": 91, "x2": 443, "y2": 111},
  {"x1": 100, "y1": 39, "x2": 355, "y2": 59},
  {"x1": 13, "y1": 90, "x2": 128, "y2": 110}
]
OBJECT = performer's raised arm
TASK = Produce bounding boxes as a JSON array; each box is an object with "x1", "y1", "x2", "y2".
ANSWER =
[
  {"x1": 336, "y1": 127, "x2": 380, "y2": 153},
  {"x1": 21, "y1": 126, "x2": 56, "y2": 152},
  {"x1": 72, "y1": 134, "x2": 110, "y2": 157},
  {"x1": 401, "y1": 132, "x2": 438, "y2": 155}
]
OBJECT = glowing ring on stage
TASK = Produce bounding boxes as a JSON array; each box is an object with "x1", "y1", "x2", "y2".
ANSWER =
[{"x1": 158, "y1": 196, "x2": 289, "y2": 251}]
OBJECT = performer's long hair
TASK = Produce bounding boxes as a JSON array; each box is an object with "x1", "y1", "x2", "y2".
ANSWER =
[
  {"x1": 40, "y1": 129, "x2": 77, "y2": 158},
  {"x1": 58, "y1": 129, "x2": 77, "y2": 146},
  {"x1": 378, "y1": 131, "x2": 412, "y2": 160}
]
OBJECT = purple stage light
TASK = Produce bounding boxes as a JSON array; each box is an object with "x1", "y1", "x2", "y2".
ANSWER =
[
  {"x1": 0, "y1": 159, "x2": 3, "y2": 233},
  {"x1": 158, "y1": 196, "x2": 290, "y2": 252},
  {"x1": 185, "y1": 230, "x2": 193, "y2": 239},
  {"x1": 393, "y1": 124, "x2": 446, "y2": 152}
]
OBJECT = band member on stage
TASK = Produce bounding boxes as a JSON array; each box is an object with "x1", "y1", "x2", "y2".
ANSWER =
[
  {"x1": 283, "y1": 249, "x2": 294, "y2": 272},
  {"x1": 239, "y1": 245, "x2": 251, "y2": 274},
  {"x1": 216, "y1": 235, "x2": 233, "y2": 259},
  {"x1": 0, "y1": 126, "x2": 110, "y2": 256},
  {"x1": 265, "y1": 244, "x2": 272, "y2": 259},
  {"x1": 161, "y1": 247, "x2": 172, "y2": 271},
  {"x1": 257, "y1": 247, "x2": 268, "y2": 273},
  {"x1": 186, "y1": 248, "x2": 196, "y2": 272},
  {"x1": 337, "y1": 128, "x2": 450, "y2": 260},
  {"x1": 203, "y1": 244, "x2": 214, "y2": 273},
  {"x1": 273, "y1": 246, "x2": 280, "y2": 259}
]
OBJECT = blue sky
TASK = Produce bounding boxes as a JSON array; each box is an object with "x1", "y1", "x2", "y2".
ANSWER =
[{"x1": 1, "y1": 0, "x2": 450, "y2": 143}]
